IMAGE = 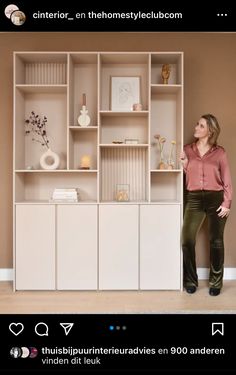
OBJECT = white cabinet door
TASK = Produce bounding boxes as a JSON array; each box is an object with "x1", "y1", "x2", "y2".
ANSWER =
[
  {"x1": 99, "y1": 205, "x2": 139, "y2": 290},
  {"x1": 15, "y1": 205, "x2": 55, "y2": 290},
  {"x1": 140, "y1": 205, "x2": 181, "y2": 290},
  {"x1": 57, "y1": 205, "x2": 97, "y2": 290}
]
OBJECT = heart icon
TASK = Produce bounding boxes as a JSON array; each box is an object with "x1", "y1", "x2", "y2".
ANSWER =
[{"x1": 9, "y1": 322, "x2": 24, "y2": 336}]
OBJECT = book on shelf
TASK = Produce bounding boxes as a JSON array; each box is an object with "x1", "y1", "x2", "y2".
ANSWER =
[
  {"x1": 51, "y1": 188, "x2": 80, "y2": 202},
  {"x1": 49, "y1": 199, "x2": 79, "y2": 203},
  {"x1": 52, "y1": 193, "x2": 78, "y2": 198},
  {"x1": 53, "y1": 188, "x2": 77, "y2": 192}
]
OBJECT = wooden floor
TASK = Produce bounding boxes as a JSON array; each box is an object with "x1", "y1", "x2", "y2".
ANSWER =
[{"x1": 1, "y1": 281, "x2": 236, "y2": 314}]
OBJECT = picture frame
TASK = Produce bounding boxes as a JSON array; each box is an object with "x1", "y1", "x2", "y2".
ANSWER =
[{"x1": 110, "y1": 76, "x2": 140, "y2": 111}]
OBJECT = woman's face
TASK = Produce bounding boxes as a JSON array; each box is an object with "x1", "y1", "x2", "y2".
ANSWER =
[{"x1": 194, "y1": 118, "x2": 210, "y2": 140}]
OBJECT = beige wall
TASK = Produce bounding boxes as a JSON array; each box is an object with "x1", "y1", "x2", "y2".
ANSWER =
[{"x1": 0, "y1": 32, "x2": 235, "y2": 269}]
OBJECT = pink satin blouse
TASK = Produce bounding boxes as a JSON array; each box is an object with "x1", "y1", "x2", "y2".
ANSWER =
[{"x1": 184, "y1": 143, "x2": 233, "y2": 208}]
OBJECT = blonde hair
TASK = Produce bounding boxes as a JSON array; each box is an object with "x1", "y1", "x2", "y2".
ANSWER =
[{"x1": 201, "y1": 114, "x2": 221, "y2": 146}]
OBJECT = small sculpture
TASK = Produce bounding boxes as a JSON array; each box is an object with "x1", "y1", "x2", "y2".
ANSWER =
[
  {"x1": 133, "y1": 103, "x2": 143, "y2": 111},
  {"x1": 116, "y1": 184, "x2": 129, "y2": 201},
  {"x1": 161, "y1": 64, "x2": 171, "y2": 84},
  {"x1": 78, "y1": 93, "x2": 91, "y2": 127}
]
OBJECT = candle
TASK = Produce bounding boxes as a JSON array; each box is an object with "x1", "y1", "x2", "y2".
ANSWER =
[
  {"x1": 82, "y1": 93, "x2": 86, "y2": 106},
  {"x1": 80, "y1": 155, "x2": 91, "y2": 169}
]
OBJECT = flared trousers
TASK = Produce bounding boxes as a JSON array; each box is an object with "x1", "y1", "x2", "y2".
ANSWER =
[{"x1": 182, "y1": 190, "x2": 227, "y2": 289}]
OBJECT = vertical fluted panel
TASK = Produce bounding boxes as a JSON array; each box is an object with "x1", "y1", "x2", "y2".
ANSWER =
[
  {"x1": 25, "y1": 63, "x2": 66, "y2": 84},
  {"x1": 101, "y1": 147, "x2": 147, "y2": 202}
]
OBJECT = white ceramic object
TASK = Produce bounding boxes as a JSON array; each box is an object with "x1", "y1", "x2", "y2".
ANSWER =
[
  {"x1": 78, "y1": 105, "x2": 90, "y2": 127},
  {"x1": 40, "y1": 148, "x2": 60, "y2": 170}
]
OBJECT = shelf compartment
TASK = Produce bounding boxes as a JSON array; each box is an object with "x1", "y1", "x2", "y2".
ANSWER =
[
  {"x1": 100, "y1": 53, "x2": 149, "y2": 65},
  {"x1": 15, "y1": 53, "x2": 67, "y2": 85},
  {"x1": 15, "y1": 88, "x2": 67, "y2": 170},
  {"x1": 100, "y1": 114, "x2": 148, "y2": 144},
  {"x1": 151, "y1": 171, "x2": 182, "y2": 202},
  {"x1": 150, "y1": 91, "x2": 182, "y2": 170},
  {"x1": 69, "y1": 54, "x2": 98, "y2": 127},
  {"x1": 69, "y1": 128, "x2": 97, "y2": 170},
  {"x1": 100, "y1": 147, "x2": 148, "y2": 202},
  {"x1": 100, "y1": 53, "x2": 149, "y2": 111},
  {"x1": 151, "y1": 53, "x2": 183, "y2": 85},
  {"x1": 15, "y1": 172, "x2": 97, "y2": 203}
]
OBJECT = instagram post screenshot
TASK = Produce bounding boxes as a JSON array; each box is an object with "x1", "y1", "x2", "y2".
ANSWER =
[{"x1": 0, "y1": 1, "x2": 236, "y2": 373}]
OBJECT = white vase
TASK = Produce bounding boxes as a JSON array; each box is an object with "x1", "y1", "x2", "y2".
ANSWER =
[
  {"x1": 77, "y1": 105, "x2": 91, "y2": 127},
  {"x1": 40, "y1": 148, "x2": 60, "y2": 170}
]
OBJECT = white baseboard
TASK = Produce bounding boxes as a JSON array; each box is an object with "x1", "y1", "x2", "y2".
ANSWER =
[
  {"x1": 197, "y1": 267, "x2": 236, "y2": 280},
  {"x1": 0, "y1": 268, "x2": 14, "y2": 281},
  {"x1": 1, "y1": 268, "x2": 236, "y2": 282}
]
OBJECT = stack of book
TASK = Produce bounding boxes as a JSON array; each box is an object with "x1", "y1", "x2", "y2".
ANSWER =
[{"x1": 51, "y1": 188, "x2": 79, "y2": 203}]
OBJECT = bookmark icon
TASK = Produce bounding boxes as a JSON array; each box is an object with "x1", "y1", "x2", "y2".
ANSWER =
[
  {"x1": 212, "y1": 322, "x2": 224, "y2": 336},
  {"x1": 60, "y1": 323, "x2": 74, "y2": 336}
]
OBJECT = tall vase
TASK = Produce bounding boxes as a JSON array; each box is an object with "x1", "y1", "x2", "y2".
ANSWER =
[
  {"x1": 167, "y1": 158, "x2": 174, "y2": 170},
  {"x1": 77, "y1": 105, "x2": 91, "y2": 127},
  {"x1": 158, "y1": 150, "x2": 166, "y2": 169},
  {"x1": 40, "y1": 148, "x2": 60, "y2": 170}
]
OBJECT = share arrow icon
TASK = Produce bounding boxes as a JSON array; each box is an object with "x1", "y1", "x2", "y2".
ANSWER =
[{"x1": 60, "y1": 323, "x2": 74, "y2": 336}]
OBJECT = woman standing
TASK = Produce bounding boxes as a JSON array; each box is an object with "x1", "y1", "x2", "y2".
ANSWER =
[{"x1": 180, "y1": 114, "x2": 233, "y2": 296}]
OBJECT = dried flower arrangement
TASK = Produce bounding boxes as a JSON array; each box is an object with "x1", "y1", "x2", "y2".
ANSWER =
[
  {"x1": 154, "y1": 134, "x2": 176, "y2": 169},
  {"x1": 154, "y1": 134, "x2": 166, "y2": 169},
  {"x1": 25, "y1": 111, "x2": 49, "y2": 148}
]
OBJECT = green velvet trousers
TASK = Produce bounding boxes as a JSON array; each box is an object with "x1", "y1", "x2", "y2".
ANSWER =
[{"x1": 182, "y1": 190, "x2": 227, "y2": 289}]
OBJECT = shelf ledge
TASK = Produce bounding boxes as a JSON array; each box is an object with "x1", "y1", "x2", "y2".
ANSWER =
[
  {"x1": 99, "y1": 110, "x2": 149, "y2": 117},
  {"x1": 69, "y1": 126, "x2": 98, "y2": 130},
  {"x1": 151, "y1": 84, "x2": 182, "y2": 94},
  {"x1": 100, "y1": 144, "x2": 148, "y2": 147},
  {"x1": 15, "y1": 200, "x2": 98, "y2": 205},
  {"x1": 15, "y1": 169, "x2": 98, "y2": 173},
  {"x1": 150, "y1": 169, "x2": 182, "y2": 173},
  {"x1": 15, "y1": 84, "x2": 67, "y2": 93}
]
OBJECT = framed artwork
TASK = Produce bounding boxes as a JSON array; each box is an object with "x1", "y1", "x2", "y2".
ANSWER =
[{"x1": 110, "y1": 76, "x2": 140, "y2": 111}]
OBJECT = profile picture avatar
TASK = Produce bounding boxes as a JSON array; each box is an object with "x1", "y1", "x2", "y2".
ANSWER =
[
  {"x1": 9, "y1": 346, "x2": 38, "y2": 358},
  {"x1": 10, "y1": 347, "x2": 22, "y2": 358},
  {"x1": 4, "y1": 4, "x2": 26, "y2": 25},
  {"x1": 11, "y1": 10, "x2": 26, "y2": 25}
]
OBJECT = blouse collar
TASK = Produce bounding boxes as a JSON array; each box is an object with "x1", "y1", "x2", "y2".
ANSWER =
[{"x1": 191, "y1": 142, "x2": 218, "y2": 157}]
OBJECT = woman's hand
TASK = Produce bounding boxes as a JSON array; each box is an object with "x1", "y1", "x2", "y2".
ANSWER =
[
  {"x1": 216, "y1": 206, "x2": 230, "y2": 218},
  {"x1": 179, "y1": 151, "x2": 188, "y2": 169}
]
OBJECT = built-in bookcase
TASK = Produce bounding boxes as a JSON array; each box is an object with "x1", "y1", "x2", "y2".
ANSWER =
[{"x1": 14, "y1": 51, "x2": 183, "y2": 291}]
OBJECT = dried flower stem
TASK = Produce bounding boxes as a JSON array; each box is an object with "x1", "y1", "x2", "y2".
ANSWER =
[
  {"x1": 154, "y1": 134, "x2": 166, "y2": 162},
  {"x1": 25, "y1": 111, "x2": 49, "y2": 148},
  {"x1": 168, "y1": 140, "x2": 176, "y2": 164}
]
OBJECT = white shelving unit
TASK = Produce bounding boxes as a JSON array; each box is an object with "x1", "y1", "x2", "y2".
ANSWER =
[{"x1": 13, "y1": 51, "x2": 183, "y2": 290}]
